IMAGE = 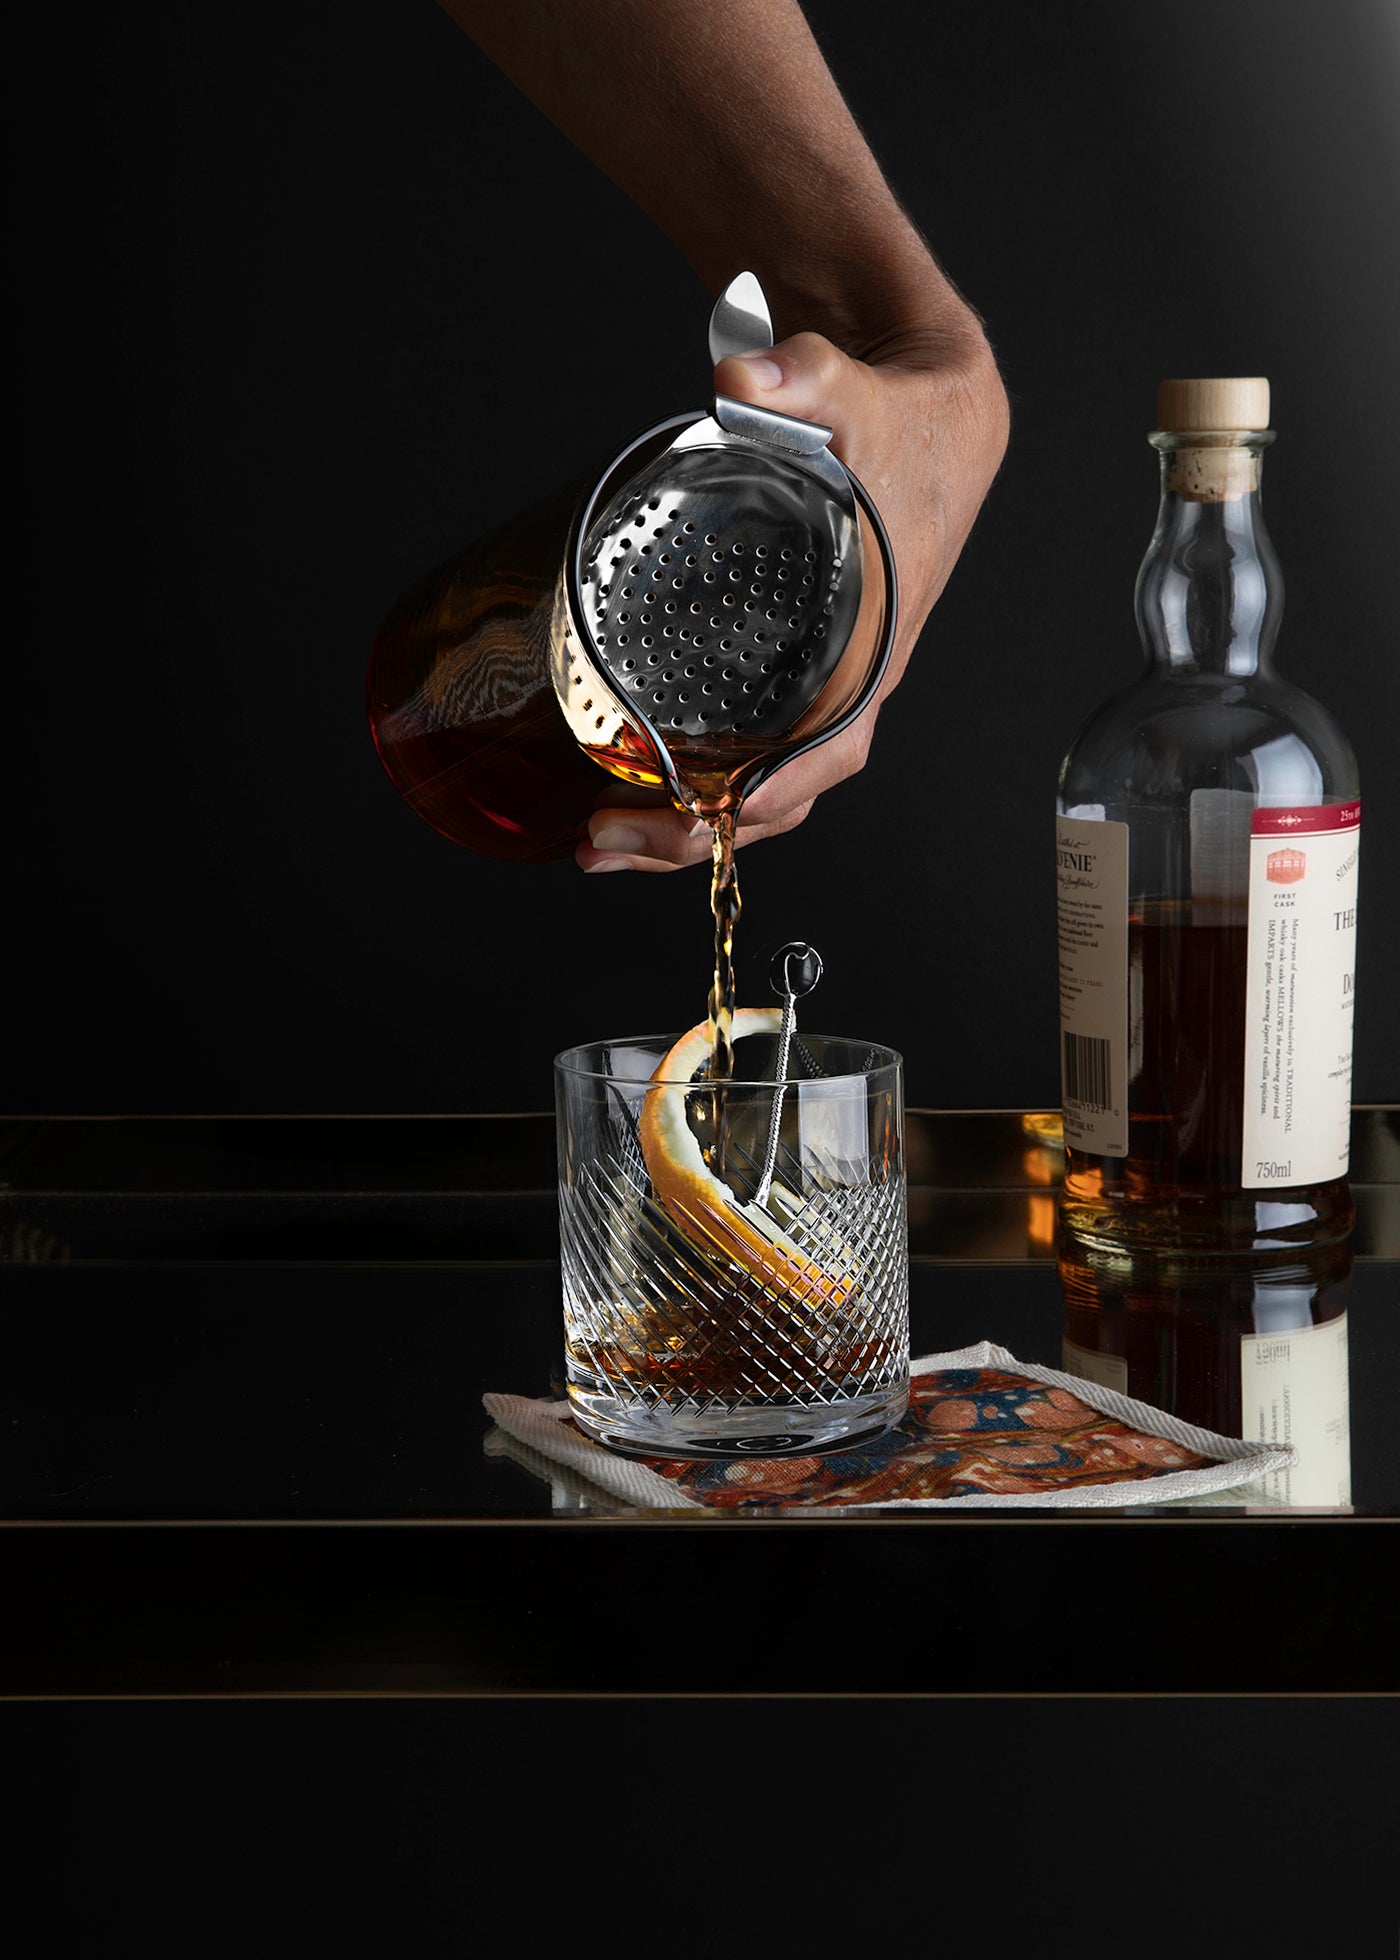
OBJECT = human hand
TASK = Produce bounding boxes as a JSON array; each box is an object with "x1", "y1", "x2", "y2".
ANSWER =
[{"x1": 577, "y1": 310, "x2": 1009, "y2": 871}]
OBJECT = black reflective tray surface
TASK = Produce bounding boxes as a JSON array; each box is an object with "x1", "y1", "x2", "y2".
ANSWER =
[{"x1": 3, "y1": 1109, "x2": 1397, "y2": 1697}]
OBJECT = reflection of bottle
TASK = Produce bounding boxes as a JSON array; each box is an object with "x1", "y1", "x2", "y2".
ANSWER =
[
  {"x1": 1055, "y1": 379, "x2": 1360, "y2": 1253},
  {"x1": 1059, "y1": 1237, "x2": 1352, "y2": 1508}
]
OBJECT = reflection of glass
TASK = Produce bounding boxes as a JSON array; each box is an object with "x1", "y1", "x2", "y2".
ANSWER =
[
  {"x1": 555, "y1": 1034, "x2": 909, "y2": 1458},
  {"x1": 1059, "y1": 1235, "x2": 1352, "y2": 1508}
]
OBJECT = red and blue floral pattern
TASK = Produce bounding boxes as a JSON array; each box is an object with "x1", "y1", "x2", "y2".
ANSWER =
[{"x1": 620, "y1": 1365, "x2": 1210, "y2": 1509}]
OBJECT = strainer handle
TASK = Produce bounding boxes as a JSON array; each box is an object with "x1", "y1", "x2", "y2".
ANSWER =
[{"x1": 708, "y1": 271, "x2": 773, "y2": 365}]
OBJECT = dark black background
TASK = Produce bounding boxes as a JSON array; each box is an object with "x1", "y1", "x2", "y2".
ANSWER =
[
  {"x1": 8, "y1": 6, "x2": 1397, "y2": 1927},
  {"x1": 9, "y1": 0, "x2": 1398, "y2": 1119}
]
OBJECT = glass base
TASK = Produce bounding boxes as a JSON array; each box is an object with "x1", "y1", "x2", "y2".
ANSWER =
[{"x1": 565, "y1": 1376, "x2": 910, "y2": 1461}]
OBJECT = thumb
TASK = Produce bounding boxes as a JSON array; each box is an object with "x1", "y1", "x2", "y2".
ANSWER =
[{"x1": 713, "y1": 331, "x2": 877, "y2": 443}]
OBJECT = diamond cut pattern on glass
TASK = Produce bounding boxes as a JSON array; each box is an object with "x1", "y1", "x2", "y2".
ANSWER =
[{"x1": 560, "y1": 1125, "x2": 908, "y2": 1418}]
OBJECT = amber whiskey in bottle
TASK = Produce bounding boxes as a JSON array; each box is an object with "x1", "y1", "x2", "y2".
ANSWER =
[{"x1": 1056, "y1": 379, "x2": 1360, "y2": 1252}]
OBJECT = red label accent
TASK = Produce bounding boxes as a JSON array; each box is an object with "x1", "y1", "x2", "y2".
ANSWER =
[
  {"x1": 1266, "y1": 847, "x2": 1307, "y2": 884},
  {"x1": 1251, "y1": 801, "x2": 1361, "y2": 837}
]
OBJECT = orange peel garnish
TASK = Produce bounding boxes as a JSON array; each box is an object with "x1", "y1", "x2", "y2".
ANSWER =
[{"x1": 638, "y1": 1011, "x2": 853, "y2": 1310}]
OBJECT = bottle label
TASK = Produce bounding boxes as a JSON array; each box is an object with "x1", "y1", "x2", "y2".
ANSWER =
[
  {"x1": 1239, "y1": 1313, "x2": 1351, "y2": 1508},
  {"x1": 1240, "y1": 804, "x2": 1360, "y2": 1188},
  {"x1": 1056, "y1": 816, "x2": 1130, "y2": 1155}
]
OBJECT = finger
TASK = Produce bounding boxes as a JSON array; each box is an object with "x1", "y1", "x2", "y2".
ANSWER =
[
  {"x1": 577, "y1": 780, "x2": 826, "y2": 873},
  {"x1": 736, "y1": 720, "x2": 875, "y2": 827},
  {"x1": 579, "y1": 808, "x2": 710, "y2": 873},
  {"x1": 714, "y1": 332, "x2": 878, "y2": 455}
]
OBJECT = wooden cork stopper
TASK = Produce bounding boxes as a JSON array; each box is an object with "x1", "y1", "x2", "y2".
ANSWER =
[
  {"x1": 1156, "y1": 377, "x2": 1270, "y2": 433},
  {"x1": 1155, "y1": 377, "x2": 1270, "y2": 500}
]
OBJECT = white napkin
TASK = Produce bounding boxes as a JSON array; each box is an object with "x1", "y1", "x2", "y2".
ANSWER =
[{"x1": 483, "y1": 1340, "x2": 1298, "y2": 1513}]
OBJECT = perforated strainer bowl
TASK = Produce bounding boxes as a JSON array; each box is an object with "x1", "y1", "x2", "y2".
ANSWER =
[{"x1": 549, "y1": 275, "x2": 897, "y2": 815}]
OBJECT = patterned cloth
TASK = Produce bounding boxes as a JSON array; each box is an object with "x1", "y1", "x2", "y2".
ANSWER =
[{"x1": 483, "y1": 1342, "x2": 1297, "y2": 1513}]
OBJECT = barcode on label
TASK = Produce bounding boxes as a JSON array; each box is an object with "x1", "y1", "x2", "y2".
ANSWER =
[{"x1": 1063, "y1": 1032, "x2": 1112, "y2": 1112}]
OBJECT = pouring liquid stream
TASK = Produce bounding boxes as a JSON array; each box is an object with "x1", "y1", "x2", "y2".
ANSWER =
[
  {"x1": 690, "y1": 799, "x2": 743, "y2": 1181},
  {"x1": 706, "y1": 808, "x2": 741, "y2": 1084}
]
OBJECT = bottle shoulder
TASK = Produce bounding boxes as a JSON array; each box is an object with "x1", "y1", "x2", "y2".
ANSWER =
[{"x1": 1058, "y1": 668, "x2": 1359, "y2": 808}]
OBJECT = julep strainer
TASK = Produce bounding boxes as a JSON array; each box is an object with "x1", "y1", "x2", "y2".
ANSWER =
[{"x1": 550, "y1": 273, "x2": 898, "y2": 816}]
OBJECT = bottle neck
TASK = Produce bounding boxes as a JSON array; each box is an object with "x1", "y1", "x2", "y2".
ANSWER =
[{"x1": 1134, "y1": 432, "x2": 1282, "y2": 677}]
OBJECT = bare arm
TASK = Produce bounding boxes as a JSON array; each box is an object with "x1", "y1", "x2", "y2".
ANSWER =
[{"x1": 440, "y1": 0, "x2": 1010, "y2": 869}]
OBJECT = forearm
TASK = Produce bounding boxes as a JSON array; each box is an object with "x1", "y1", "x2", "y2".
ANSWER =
[{"x1": 437, "y1": 0, "x2": 976, "y2": 353}]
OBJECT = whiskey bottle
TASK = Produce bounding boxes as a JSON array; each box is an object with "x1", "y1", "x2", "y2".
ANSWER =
[{"x1": 1056, "y1": 379, "x2": 1360, "y2": 1252}]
